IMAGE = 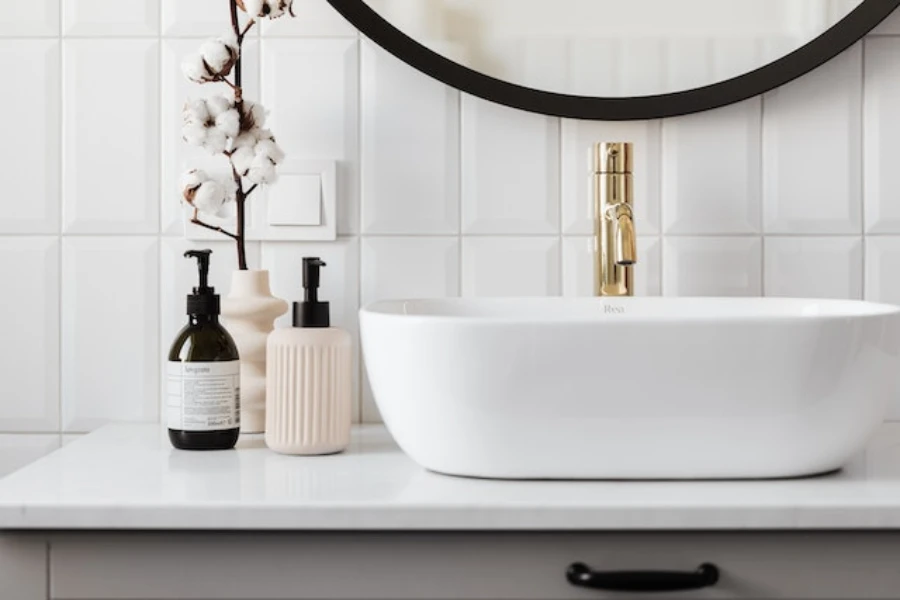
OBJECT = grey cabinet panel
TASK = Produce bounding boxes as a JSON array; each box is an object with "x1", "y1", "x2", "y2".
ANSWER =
[
  {"x1": 50, "y1": 532, "x2": 900, "y2": 600},
  {"x1": 0, "y1": 534, "x2": 48, "y2": 600}
]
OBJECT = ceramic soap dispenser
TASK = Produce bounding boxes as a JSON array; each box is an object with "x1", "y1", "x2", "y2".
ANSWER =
[{"x1": 265, "y1": 257, "x2": 353, "y2": 455}]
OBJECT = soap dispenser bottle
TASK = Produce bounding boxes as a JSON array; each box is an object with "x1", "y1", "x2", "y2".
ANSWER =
[
  {"x1": 167, "y1": 249, "x2": 241, "y2": 450},
  {"x1": 266, "y1": 257, "x2": 352, "y2": 455}
]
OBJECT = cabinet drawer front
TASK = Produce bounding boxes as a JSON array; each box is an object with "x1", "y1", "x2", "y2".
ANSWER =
[{"x1": 50, "y1": 532, "x2": 900, "y2": 599}]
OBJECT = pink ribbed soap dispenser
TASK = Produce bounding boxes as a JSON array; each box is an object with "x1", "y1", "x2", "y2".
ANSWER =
[{"x1": 265, "y1": 257, "x2": 352, "y2": 455}]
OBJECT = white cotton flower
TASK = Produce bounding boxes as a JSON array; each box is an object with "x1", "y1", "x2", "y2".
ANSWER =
[
  {"x1": 247, "y1": 154, "x2": 277, "y2": 184},
  {"x1": 200, "y1": 37, "x2": 238, "y2": 76},
  {"x1": 233, "y1": 131, "x2": 258, "y2": 149},
  {"x1": 192, "y1": 181, "x2": 227, "y2": 215},
  {"x1": 183, "y1": 99, "x2": 209, "y2": 123},
  {"x1": 206, "y1": 95, "x2": 233, "y2": 119},
  {"x1": 180, "y1": 169, "x2": 209, "y2": 197},
  {"x1": 243, "y1": 0, "x2": 265, "y2": 16},
  {"x1": 215, "y1": 108, "x2": 241, "y2": 138},
  {"x1": 265, "y1": 0, "x2": 294, "y2": 18},
  {"x1": 254, "y1": 137, "x2": 285, "y2": 165},
  {"x1": 203, "y1": 127, "x2": 228, "y2": 154},
  {"x1": 231, "y1": 146, "x2": 256, "y2": 176},
  {"x1": 241, "y1": 101, "x2": 267, "y2": 130},
  {"x1": 181, "y1": 53, "x2": 209, "y2": 84},
  {"x1": 182, "y1": 121, "x2": 208, "y2": 147}
]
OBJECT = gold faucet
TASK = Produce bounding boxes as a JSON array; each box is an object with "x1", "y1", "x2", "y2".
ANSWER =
[{"x1": 592, "y1": 142, "x2": 637, "y2": 297}]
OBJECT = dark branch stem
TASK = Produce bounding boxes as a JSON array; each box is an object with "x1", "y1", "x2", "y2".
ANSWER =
[
  {"x1": 191, "y1": 218, "x2": 239, "y2": 240},
  {"x1": 215, "y1": 75, "x2": 238, "y2": 92},
  {"x1": 239, "y1": 20, "x2": 255, "y2": 41},
  {"x1": 230, "y1": 0, "x2": 242, "y2": 90},
  {"x1": 244, "y1": 184, "x2": 258, "y2": 198}
]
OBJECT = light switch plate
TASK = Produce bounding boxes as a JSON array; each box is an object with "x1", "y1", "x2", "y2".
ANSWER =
[
  {"x1": 183, "y1": 159, "x2": 338, "y2": 242},
  {"x1": 267, "y1": 173, "x2": 322, "y2": 226}
]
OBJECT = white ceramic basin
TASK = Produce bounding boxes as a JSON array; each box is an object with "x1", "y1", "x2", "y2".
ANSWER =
[{"x1": 360, "y1": 298, "x2": 900, "y2": 480}]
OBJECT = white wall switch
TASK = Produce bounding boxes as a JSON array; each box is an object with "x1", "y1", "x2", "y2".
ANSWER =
[{"x1": 267, "y1": 174, "x2": 323, "y2": 226}]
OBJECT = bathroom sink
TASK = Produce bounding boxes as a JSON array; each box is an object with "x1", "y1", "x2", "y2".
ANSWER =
[{"x1": 360, "y1": 297, "x2": 900, "y2": 479}]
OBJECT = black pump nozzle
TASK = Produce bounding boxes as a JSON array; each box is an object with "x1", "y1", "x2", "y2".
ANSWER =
[
  {"x1": 184, "y1": 249, "x2": 219, "y2": 317},
  {"x1": 184, "y1": 249, "x2": 213, "y2": 293},
  {"x1": 294, "y1": 257, "x2": 330, "y2": 328}
]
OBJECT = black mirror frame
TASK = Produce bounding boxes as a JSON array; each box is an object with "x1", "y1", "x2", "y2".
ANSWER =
[{"x1": 327, "y1": 0, "x2": 900, "y2": 120}]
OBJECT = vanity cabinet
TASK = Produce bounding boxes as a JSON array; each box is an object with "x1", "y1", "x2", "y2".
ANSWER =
[{"x1": 17, "y1": 531, "x2": 900, "y2": 599}]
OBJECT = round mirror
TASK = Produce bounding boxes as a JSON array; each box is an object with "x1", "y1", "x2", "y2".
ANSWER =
[{"x1": 327, "y1": 0, "x2": 900, "y2": 119}]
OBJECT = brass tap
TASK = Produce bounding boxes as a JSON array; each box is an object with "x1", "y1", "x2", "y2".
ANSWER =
[{"x1": 592, "y1": 142, "x2": 637, "y2": 297}]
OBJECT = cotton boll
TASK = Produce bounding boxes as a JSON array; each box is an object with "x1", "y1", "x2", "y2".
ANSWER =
[
  {"x1": 215, "y1": 108, "x2": 241, "y2": 138},
  {"x1": 242, "y1": 0, "x2": 265, "y2": 16},
  {"x1": 192, "y1": 181, "x2": 227, "y2": 216},
  {"x1": 248, "y1": 154, "x2": 277, "y2": 185},
  {"x1": 182, "y1": 122, "x2": 208, "y2": 147},
  {"x1": 241, "y1": 101, "x2": 267, "y2": 130},
  {"x1": 231, "y1": 146, "x2": 256, "y2": 176},
  {"x1": 200, "y1": 37, "x2": 238, "y2": 76},
  {"x1": 233, "y1": 131, "x2": 258, "y2": 149},
  {"x1": 181, "y1": 53, "x2": 211, "y2": 83},
  {"x1": 255, "y1": 138, "x2": 285, "y2": 165},
  {"x1": 206, "y1": 95, "x2": 233, "y2": 119},
  {"x1": 183, "y1": 99, "x2": 209, "y2": 124},
  {"x1": 180, "y1": 169, "x2": 208, "y2": 193},
  {"x1": 203, "y1": 127, "x2": 228, "y2": 154}
]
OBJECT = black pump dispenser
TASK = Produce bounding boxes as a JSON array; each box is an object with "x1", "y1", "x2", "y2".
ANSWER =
[
  {"x1": 184, "y1": 249, "x2": 220, "y2": 316},
  {"x1": 293, "y1": 257, "x2": 330, "y2": 328}
]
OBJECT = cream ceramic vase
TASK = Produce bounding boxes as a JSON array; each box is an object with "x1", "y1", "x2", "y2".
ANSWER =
[{"x1": 221, "y1": 270, "x2": 288, "y2": 434}]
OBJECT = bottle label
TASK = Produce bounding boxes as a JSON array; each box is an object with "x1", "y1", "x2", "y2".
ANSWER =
[{"x1": 166, "y1": 361, "x2": 240, "y2": 432}]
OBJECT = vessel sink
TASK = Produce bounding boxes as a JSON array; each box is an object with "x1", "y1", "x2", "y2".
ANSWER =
[{"x1": 360, "y1": 298, "x2": 900, "y2": 480}]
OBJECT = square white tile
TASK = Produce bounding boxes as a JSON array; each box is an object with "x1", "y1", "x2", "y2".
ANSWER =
[
  {"x1": 361, "y1": 236, "x2": 460, "y2": 304},
  {"x1": 462, "y1": 237, "x2": 560, "y2": 297},
  {"x1": 161, "y1": 38, "x2": 260, "y2": 235},
  {"x1": 764, "y1": 237, "x2": 862, "y2": 299},
  {"x1": 762, "y1": 42, "x2": 862, "y2": 234},
  {"x1": 461, "y1": 95, "x2": 560, "y2": 235},
  {"x1": 63, "y1": 40, "x2": 159, "y2": 235},
  {"x1": 0, "y1": 0, "x2": 58, "y2": 36},
  {"x1": 62, "y1": 237, "x2": 159, "y2": 432},
  {"x1": 64, "y1": 0, "x2": 159, "y2": 36},
  {"x1": 361, "y1": 42, "x2": 460, "y2": 235},
  {"x1": 261, "y1": 238, "x2": 361, "y2": 422},
  {"x1": 562, "y1": 236, "x2": 661, "y2": 298},
  {"x1": 0, "y1": 436, "x2": 59, "y2": 477},
  {"x1": 361, "y1": 236, "x2": 459, "y2": 422},
  {"x1": 864, "y1": 37, "x2": 900, "y2": 233},
  {"x1": 162, "y1": 0, "x2": 240, "y2": 37},
  {"x1": 262, "y1": 39, "x2": 359, "y2": 235},
  {"x1": 865, "y1": 236, "x2": 900, "y2": 305},
  {"x1": 261, "y1": 0, "x2": 356, "y2": 37},
  {"x1": 561, "y1": 119, "x2": 661, "y2": 235},
  {"x1": 662, "y1": 98, "x2": 761, "y2": 234},
  {"x1": 663, "y1": 237, "x2": 762, "y2": 297},
  {"x1": 0, "y1": 238, "x2": 59, "y2": 432},
  {"x1": 0, "y1": 40, "x2": 60, "y2": 234}
]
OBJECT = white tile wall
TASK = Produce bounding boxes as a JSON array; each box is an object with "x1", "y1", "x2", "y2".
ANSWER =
[
  {"x1": 0, "y1": 40, "x2": 60, "y2": 234},
  {"x1": 63, "y1": 39, "x2": 159, "y2": 234},
  {"x1": 762, "y1": 43, "x2": 862, "y2": 234},
  {"x1": 1, "y1": 4, "x2": 900, "y2": 455}
]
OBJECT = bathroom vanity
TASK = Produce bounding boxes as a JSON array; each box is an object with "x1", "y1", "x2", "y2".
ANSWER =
[{"x1": 2, "y1": 424, "x2": 900, "y2": 599}]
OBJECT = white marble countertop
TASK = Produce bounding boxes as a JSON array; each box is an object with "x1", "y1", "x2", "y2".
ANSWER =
[{"x1": 1, "y1": 423, "x2": 900, "y2": 531}]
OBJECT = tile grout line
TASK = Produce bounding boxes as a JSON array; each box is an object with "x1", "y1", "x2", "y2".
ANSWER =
[
  {"x1": 56, "y1": 0, "x2": 63, "y2": 436},
  {"x1": 860, "y1": 37, "x2": 868, "y2": 300},
  {"x1": 156, "y1": 0, "x2": 164, "y2": 425},
  {"x1": 356, "y1": 36, "x2": 365, "y2": 423}
]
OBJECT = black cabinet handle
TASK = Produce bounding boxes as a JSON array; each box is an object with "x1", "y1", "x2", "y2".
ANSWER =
[{"x1": 566, "y1": 561, "x2": 719, "y2": 593}]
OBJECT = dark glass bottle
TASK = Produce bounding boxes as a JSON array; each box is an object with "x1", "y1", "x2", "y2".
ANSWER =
[{"x1": 167, "y1": 250, "x2": 240, "y2": 450}]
